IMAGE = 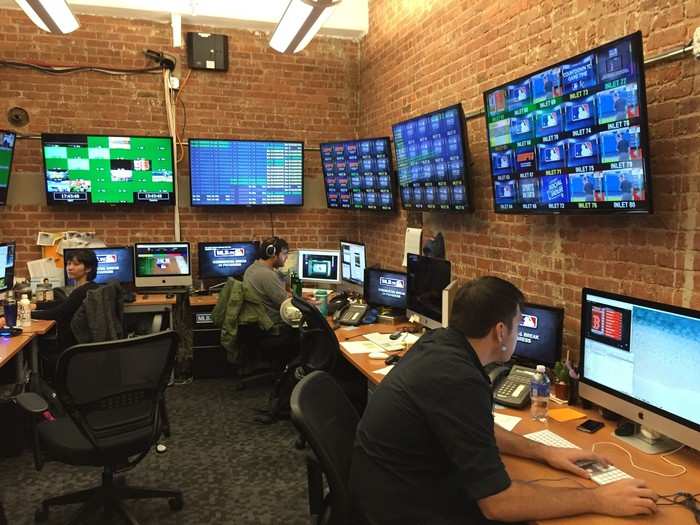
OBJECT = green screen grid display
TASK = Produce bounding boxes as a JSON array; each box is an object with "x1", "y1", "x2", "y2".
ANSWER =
[
  {"x1": 0, "y1": 131, "x2": 16, "y2": 205},
  {"x1": 42, "y1": 134, "x2": 175, "y2": 205}
]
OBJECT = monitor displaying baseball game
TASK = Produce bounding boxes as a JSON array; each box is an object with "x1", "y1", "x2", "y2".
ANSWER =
[
  {"x1": 42, "y1": 134, "x2": 175, "y2": 205},
  {"x1": 0, "y1": 130, "x2": 16, "y2": 206},
  {"x1": 483, "y1": 32, "x2": 651, "y2": 214}
]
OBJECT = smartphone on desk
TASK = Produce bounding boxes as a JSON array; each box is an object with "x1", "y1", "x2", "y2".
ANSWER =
[
  {"x1": 488, "y1": 364, "x2": 537, "y2": 409},
  {"x1": 577, "y1": 419, "x2": 604, "y2": 433}
]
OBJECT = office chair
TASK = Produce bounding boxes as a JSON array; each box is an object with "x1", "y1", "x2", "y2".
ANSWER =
[
  {"x1": 16, "y1": 330, "x2": 183, "y2": 524},
  {"x1": 291, "y1": 294, "x2": 338, "y2": 374},
  {"x1": 290, "y1": 370, "x2": 366, "y2": 525}
]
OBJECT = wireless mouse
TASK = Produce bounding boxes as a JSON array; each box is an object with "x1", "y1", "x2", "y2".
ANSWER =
[{"x1": 368, "y1": 351, "x2": 389, "y2": 360}]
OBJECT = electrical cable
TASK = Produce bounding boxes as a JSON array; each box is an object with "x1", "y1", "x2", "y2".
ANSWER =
[
  {"x1": 0, "y1": 59, "x2": 162, "y2": 75},
  {"x1": 657, "y1": 492, "x2": 700, "y2": 523},
  {"x1": 518, "y1": 477, "x2": 587, "y2": 488},
  {"x1": 592, "y1": 441, "x2": 687, "y2": 477}
]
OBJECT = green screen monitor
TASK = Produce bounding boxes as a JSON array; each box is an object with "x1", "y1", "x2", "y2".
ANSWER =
[{"x1": 0, "y1": 130, "x2": 17, "y2": 206}]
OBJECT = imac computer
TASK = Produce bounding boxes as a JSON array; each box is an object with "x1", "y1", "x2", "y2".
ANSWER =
[
  {"x1": 0, "y1": 242, "x2": 15, "y2": 293},
  {"x1": 298, "y1": 249, "x2": 340, "y2": 284},
  {"x1": 580, "y1": 288, "x2": 700, "y2": 453},
  {"x1": 513, "y1": 303, "x2": 564, "y2": 368},
  {"x1": 406, "y1": 253, "x2": 452, "y2": 329},
  {"x1": 340, "y1": 240, "x2": 366, "y2": 287},
  {"x1": 63, "y1": 246, "x2": 134, "y2": 287},
  {"x1": 198, "y1": 241, "x2": 258, "y2": 282},
  {"x1": 364, "y1": 268, "x2": 407, "y2": 316},
  {"x1": 134, "y1": 242, "x2": 192, "y2": 289}
]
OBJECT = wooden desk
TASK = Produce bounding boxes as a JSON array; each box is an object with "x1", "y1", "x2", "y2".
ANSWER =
[
  {"x1": 125, "y1": 294, "x2": 177, "y2": 332},
  {"x1": 338, "y1": 331, "x2": 700, "y2": 524},
  {"x1": 0, "y1": 334, "x2": 33, "y2": 383},
  {"x1": 189, "y1": 295, "x2": 218, "y2": 307}
]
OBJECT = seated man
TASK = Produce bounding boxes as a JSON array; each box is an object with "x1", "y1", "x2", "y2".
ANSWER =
[{"x1": 350, "y1": 276, "x2": 658, "y2": 525}]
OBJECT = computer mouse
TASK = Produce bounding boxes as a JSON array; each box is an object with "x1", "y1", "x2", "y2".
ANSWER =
[
  {"x1": 385, "y1": 354, "x2": 401, "y2": 366},
  {"x1": 368, "y1": 351, "x2": 389, "y2": 360},
  {"x1": 615, "y1": 421, "x2": 636, "y2": 437},
  {"x1": 389, "y1": 330, "x2": 403, "y2": 340}
]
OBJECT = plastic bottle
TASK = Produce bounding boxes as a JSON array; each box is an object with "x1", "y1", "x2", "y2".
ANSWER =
[
  {"x1": 18, "y1": 293, "x2": 32, "y2": 327},
  {"x1": 290, "y1": 271, "x2": 302, "y2": 297},
  {"x1": 530, "y1": 364, "x2": 550, "y2": 422},
  {"x1": 4, "y1": 291, "x2": 17, "y2": 327}
]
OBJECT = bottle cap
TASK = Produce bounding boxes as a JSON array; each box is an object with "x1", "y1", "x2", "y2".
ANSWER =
[{"x1": 536, "y1": 364, "x2": 546, "y2": 373}]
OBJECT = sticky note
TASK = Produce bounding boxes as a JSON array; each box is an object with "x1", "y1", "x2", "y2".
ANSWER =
[{"x1": 548, "y1": 407, "x2": 587, "y2": 422}]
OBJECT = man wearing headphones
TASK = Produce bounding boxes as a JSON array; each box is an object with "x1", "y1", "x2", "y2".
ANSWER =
[{"x1": 243, "y1": 236, "x2": 290, "y2": 325}]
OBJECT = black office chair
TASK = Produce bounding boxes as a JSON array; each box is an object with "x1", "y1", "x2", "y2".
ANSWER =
[
  {"x1": 290, "y1": 370, "x2": 365, "y2": 525},
  {"x1": 17, "y1": 330, "x2": 183, "y2": 524},
  {"x1": 291, "y1": 294, "x2": 338, "y2": 374}
]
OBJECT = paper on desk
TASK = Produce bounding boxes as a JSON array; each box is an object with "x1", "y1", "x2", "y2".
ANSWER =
[
  {"x1": 402, "y1": 228, "x2": 422, "y2": 266},
  {"x1": 373, "y1": 365, "x2": 394, "y2": 376},
  {"x1": 340, "y1": 340, "x2": 384, "y2": 354},
  {"x1": 493, "y1": 413, "x2": 522, "y2": 431},
  {"x1": 363, "y1": 332, "x2": 419, "y2": 351}
]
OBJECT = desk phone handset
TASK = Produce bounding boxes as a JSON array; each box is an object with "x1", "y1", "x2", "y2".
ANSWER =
[
  {"x1": 489, "y1": 364, "x2": 537, "y2": 409},
  {"x1": 333, "y1": 303, "x2": 369, "y2": 326}
]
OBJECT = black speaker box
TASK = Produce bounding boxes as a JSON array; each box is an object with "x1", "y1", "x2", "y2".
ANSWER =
[{"x1": 186, "y1": 32, "x2": 228, "y2": 72}]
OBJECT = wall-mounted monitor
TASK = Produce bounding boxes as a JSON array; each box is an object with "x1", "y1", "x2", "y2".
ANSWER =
[
  {"x1": 392, "y1": 104, "x2": 471, "y2": 212},
  {"x1": 340, "y1": 240, "x2": 366, "y2": 286},
  {"x1": 0, "y1": 242, "x2": 15, "y2": 293},
  {"x1": 298, "y1": 249, "x2": 340, "y2": 284},
  {"x1": 0, "y1": 130, "x2": 17, "y2": 206},
  {"x1": 63, "y1": 246, "x2": 134, "y2": 286},
  {"x1": 41, "y1": 134, "x2": 175, "y2": 206},
  {"x1": 189, "y1": 138, "x2": 303, "y2": 206},
  {"x1": 483, "y1": 32, "x2": 651, "y2": 214},
  {"x1": 134, "y1": 242, "x2": 192, "y2": 289},
  {"x1": 320, "y1": 138, "x2": 395, "y2": 211},
  {"x1": 197, "y1": 241, "x2": 258, "y2": 280}
]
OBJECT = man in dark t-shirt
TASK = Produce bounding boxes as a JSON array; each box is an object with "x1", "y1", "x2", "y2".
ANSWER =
[{"x1": 350, "y1": 277, "x2": 658, "y2": 524}]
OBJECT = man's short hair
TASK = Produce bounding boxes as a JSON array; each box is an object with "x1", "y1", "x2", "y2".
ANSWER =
[
  {"x1": 260, "y1": 237, "x2": 289, "y2": 260},
  {"x1": 65, "y1": 249, "x2": 99, "y2": 282},
  {"x1": 449, "y1": 276, "x2": 525, "y2": 338}
]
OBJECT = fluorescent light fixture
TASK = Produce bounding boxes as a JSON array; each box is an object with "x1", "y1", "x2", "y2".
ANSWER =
[
  {"x1": 171, "y1": 12, "x2": 182, "y2": 48},
  {"x1": 15, "y1": 0, "x2": 80, "y2": 34},
  {"x1": 269, "y1": 0, "x2": 340, "y2": 54}
]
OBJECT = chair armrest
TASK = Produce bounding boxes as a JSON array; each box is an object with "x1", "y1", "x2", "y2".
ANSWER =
[{"x1": 15, "y1": 392, "x2": 49, "y2": 414}]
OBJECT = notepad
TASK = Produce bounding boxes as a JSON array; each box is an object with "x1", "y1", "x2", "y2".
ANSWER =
[
  {"x1": 548, "y1": 407, "x2": 587, "y2": 422},
  {"x1": 340, "y1": 340, "x2": 383, "y2": 354},
  {"x1": 493, "y1": 413, "x2": 522, "y2": 431}
]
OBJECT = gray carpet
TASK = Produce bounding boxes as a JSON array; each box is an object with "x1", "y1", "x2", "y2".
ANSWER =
[{"x1": 0, "y1": 379, "x2": 311, "y2": 525}]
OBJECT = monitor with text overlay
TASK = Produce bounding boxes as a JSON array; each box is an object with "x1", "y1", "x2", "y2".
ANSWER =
[
  {"x1": 63, "y1": 246, "x2": 134, "y2": 286},
  {"x1": 134, "y1": 242, "x2": 192, "y2": 289},
  {"x1": 364, "y1": 268, "x2": 407, "y2": 310},
  {"x1": 340, "y1": 240, "x2": 366, "y2": 286},
  {"x1": 198, "y1": 241, "x2": 258, "y2": 280},
  {"x1": 513, "y1": 303, "x2": 563, "y2": 368}
]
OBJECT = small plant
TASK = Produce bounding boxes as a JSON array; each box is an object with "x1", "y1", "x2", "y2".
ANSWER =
[{"x1": 553, "y1": 360, "x2": 570, "y2": 384}]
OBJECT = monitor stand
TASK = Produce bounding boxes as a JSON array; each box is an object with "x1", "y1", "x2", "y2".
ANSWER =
[{"x1": 614, "y1": 426, "x2": 680, "y2": 454}]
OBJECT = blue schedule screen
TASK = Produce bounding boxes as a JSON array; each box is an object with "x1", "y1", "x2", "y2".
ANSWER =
[
  {"x1": 392, "y1": 104, "x2": 470, "y2": 212},
  {"x1": 320, "y1": 138, "x2": 395, "y2": 211},
  {"x1": 484, "y1": 32, "x2": 651, "y2": 214},
  {"x1": 189, "y1": 139, "x2": 303, "y2": 206}
]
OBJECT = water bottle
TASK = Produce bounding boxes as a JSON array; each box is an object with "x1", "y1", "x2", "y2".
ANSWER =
[
  {"x1": 18, "y1": 293, "x2": 32, "y2": 327},
  {"x1": 290, "y1": 271, "x2": 302, "y2": 296},
  {"x1": 530, "y1": 364, "x2": 550, "y2": 422},
  {"x1": 4, "y1": 291, "x2": 17, "y2": 327}
]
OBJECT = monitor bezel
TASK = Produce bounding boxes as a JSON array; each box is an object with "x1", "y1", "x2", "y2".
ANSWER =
[
  {"x1": 40, "y1": 133, "x2": 176, "y2": 207},
  {"x1": 482, "y1": 31, "x2": 653, "y2": 215},
  {"x1": 0, "y1": 241, "x2": 16, "y2": 294},
  {"x1": 196, "y1": 240, "x2": 259, "y2": 280},
  {"x1": 405, "y1": 253, "x2": 451, "y2": 326},
  {"x1": 512, "y1": 301, "x2": 564, "y2": 369},
  {"x1": 0, "y1": 130, "x2": 17, "y2": 206},
  {"x1": 339, "y1": 240, "x2": 366, "y2": 286},
  {"x1": 320, "y1": 137, "x2": 397, "y2": 212},
  {"x1": 298, "y1": 249, "x2": 341, "y2": 284},
  {"x1": 133, "y1": 241, "x2": 192, "y2": 289},
  {"x1": 391, "y1": 103, "x2": 473, "y2": 213},
  {"x1": 63, "y1": 246, "x2": 134, "y2": 286},
  {"x1": 363, "y1": 267, "x2": 408, "y2": 309},
  {"x1": 188, "y1": 137, "x2": 305, "y2": 208}
]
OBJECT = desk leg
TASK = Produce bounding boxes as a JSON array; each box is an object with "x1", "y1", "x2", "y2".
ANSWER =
[
  {"x1": 31, "y1": 337, "x2": 40, "y2": 376},
  {"x1": 15, "y1": 346, "x2": 26, "y2": 385}
]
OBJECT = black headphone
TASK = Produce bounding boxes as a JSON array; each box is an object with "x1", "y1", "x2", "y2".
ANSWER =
[{"x1": 262, "y1": 237, "x2": 280, "y2": 259}]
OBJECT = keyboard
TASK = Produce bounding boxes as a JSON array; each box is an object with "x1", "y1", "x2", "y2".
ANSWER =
[{"x1": 524, "y1": 430, "x2": 632, "y2": 485}]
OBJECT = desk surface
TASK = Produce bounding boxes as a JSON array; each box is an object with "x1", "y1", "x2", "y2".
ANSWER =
[
  {"x1": 0, "y1": 334, "x2": 33, "y2": 369},
  {"x1": 131, "y1": 294, "x2": 177, "y2": 306},
  {"x1": 20, "y1": 319, "x2": 55, "y2": 335},
  {"x1": 338, "y1": 328, "x2": 700, "y2": 525}
]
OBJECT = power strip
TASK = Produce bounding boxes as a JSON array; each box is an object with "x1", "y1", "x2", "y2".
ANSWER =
[{"x1": 694, "y1": 27, "x2": 700, "y2": 60}]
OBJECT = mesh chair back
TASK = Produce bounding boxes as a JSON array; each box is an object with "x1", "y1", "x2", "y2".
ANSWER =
[
  {"x1": 54, "y1": 330, "x2": 177, "y2": 454},
  {"x1": 290, "y1": 371, "x2": 359, "y2": 523},
  {"x1": 291, "y1": 295, "x2": 338, "y2": 372}
]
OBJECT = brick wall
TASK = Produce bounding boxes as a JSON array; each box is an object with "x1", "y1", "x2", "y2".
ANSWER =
[
  {"x1": 357, "y1": 0, "x2": 700, "y2": 355},
  {"x1": 0, "y1": 8, "x2": 361, "y2": 277}
]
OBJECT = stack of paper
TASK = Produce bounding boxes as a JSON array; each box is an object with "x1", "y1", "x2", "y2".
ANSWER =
[
  {"x1": 363, "y1": 332, "x2": 419, "y2": 352},
  {"x1": 340, "y1": 340, "x2": 384, "y2": 354}
]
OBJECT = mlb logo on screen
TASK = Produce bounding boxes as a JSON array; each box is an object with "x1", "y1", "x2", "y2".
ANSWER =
[
  {"x1": 520, "y1": 314, "x2": 538, "y2": 329},
  {"x1": 380, "y1": 277, "x2": 404, "y2": 289},
  {"x1": 97, "y1": 254, "x2": 117, "y2": 264}
]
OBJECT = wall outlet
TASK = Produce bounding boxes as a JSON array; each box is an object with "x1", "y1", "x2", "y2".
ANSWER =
[{"x1": 169, "y1": 76, "x2": 180, "y2": 90}]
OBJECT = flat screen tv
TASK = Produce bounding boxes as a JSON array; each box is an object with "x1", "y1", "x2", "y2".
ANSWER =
[
  {"x1": 320, "y1": 138, "x2": 395, "y2": 211},
  {"x1": 41, "y1": 134, "x2": 175, "y2": 206},
  {"x1": 0, "y1": 130, "x2": 16, "y2": 205},
  {"x1": 392, "y1": 104, "x2": 471, "y2": 212},
  {"x1": 483, "y1": 32, "x2": 651, "y2": 214},
  {"x1": 189, "y1": 138, "x2": 303, "y2": 206}
]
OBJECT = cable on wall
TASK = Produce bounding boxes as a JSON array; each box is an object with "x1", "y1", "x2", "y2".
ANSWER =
[{"x1": 0, "y1": 59, "x2": 162, "y2": 76}]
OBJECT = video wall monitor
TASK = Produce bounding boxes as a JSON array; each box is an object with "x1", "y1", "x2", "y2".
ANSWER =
[
  {"x1": 41, "y1": 134, "x2": 175, "y2": 206},
  {"x1": 579, "y1": 288, "x2": 700, "y2": 453},
  {"x1": 298, "y1": 249, "x2": 340, "y2": 284},
  {"x1": 340, "y1": 240, "x2": 366, "y2": 286},
  {"x1": 364, "y1": 268, "x2": 407, "y2": 310},
  {"x1": 320, "y1": 138, "x2": 395, "y2": 211},
  {"x1": 0, "y1": 242, "x2": 16, "y2": 293},
  {"x1": 392, "y1": 104, "x2": 471, "y2": 212},
  {"x1": 0, "y1": 130, "x2": 17, "y2": 205},
  {"x1": 406, "y1": 253, "x2": 451, "y2": 329},
  {"x1": 63, "y1": 246, "x2": 134, "y2": 286},
  {"x1": 483, "y1": 32, "x2": 651, "y2": 214},
  {"x1": 134, "y1": 242, "x2": 192, "y2": 289},
  {"x1": 513, "y1": 303, "x2": 564, "y2": 368},
  {"x1": 198, "y1": 241, "x2": 258, "y2": 280},
  {"x1": 189, "y1": 139, "x2": 303, "y2": 206}
]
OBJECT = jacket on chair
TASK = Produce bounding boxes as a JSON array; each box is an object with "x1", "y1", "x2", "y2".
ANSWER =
[{"x1": 70, "y1": 281, "x2": 126, "y2": 344}]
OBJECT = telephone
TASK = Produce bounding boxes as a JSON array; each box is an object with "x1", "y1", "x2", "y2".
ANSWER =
[
  {"x1": 488, "y1": 364, "x2": 538, "y2": 409},
  {"x1": 333, "y1": 303, "x2": 369, "y2": 326},
  {"x1": 327, "y1": 292, "x2": 349, "y2": 315}
]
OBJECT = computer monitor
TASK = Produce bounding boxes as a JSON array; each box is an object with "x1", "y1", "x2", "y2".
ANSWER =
[
  {"x1": 134, "y1": 242, "x2": 192, "y2": 289},
  {"x1": 340, "y1": 240, "x2": 366, "y2": 286},
  {"x1": 63, "y1": 246, "x2": 134, "y2": 286},
  {"x1": 406, "y1": 253, "x2": 451, "y2": 329},
  {"x1": 364, "y1": 268, "x2": 407, "y2": 311},
  {"x1": 298, "y1": 250, "x2": 340, "y2": 284},
  {"x1": 197, "y1": 241, "x2": 258, "y2": 280},
  {"x1": 0, "y1": 242, "x2": 15, "y2": 293},
  {"x1": 580, "y1": 288, "x2": 700, "y2": 453},
  {"x1": 513, "y1": 303, "x2": 563, "y2": 368},
  {"x1": 0, "y1": 130, "x2": 17, "y2": 206}
]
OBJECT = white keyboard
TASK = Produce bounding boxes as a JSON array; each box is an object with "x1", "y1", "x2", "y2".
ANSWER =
[{"x1": 524, "y1": 430, "x2": 632, "y2": 485}]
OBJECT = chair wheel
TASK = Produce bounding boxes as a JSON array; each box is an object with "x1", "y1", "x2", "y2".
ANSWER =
[
  {"x1": 169, "y1": 495, "x2": 184, "y2": 511},
  {"x1": 35, "y1": 507, "x2": 49, "y2": 522}
]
